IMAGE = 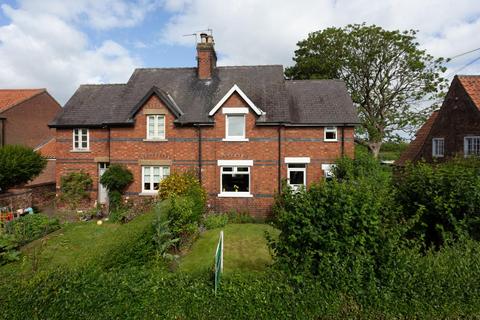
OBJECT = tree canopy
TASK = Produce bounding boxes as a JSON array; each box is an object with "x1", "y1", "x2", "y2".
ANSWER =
[
  {"x1": 285, "y1": 24, "x2": 449, "y2": 157},
  {"x1": 0, "y1": 145, "x2": 46, "y2": 192}
]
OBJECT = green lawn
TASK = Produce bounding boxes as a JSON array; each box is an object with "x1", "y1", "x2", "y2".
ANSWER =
[
  {"x1": 179, "y1": 223, "x2": 279, "y2": 273},
  {"x1": 0, "y1": 212, "x2": 154, "y2": 278},
  {"x1": 1, "y1": 214, "x2": 278, "y2": 280}
]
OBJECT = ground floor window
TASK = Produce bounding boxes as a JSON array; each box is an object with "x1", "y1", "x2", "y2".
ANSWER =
[
  {"x1": 287, "y1": 164, "x2": 306, "y2": 191},
  {"x1": 322, "y1": 164, "x2": 335, "y2": 180},
  {"x1": 220, "y1": 166, "x2": 250, "y2": 195},
  {"x1": 464, "y1": 136, "x2": 480, "y2": 156},
  {"x1": 142, "y1": 166, "x2": 170, "y2": 193}
]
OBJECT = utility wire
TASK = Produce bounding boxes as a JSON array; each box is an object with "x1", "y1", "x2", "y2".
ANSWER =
[{"x1": 448, "y1": 47, "x2": 480, "y2": 61}]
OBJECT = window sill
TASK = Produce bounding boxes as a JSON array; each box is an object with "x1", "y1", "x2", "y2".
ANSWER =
[
  {"x1": 433, "y1": 155, "x2": 444, "y2": 158},
  {"x1": 70, "y1": 149, "x2": 90, "y2": 153},
  {"x1": 222, "y1": 138, "x2": 249, "y2": 142},
  {"x1": 218, "y1": 192, "x2": 253, "y2": 198},
  {"x1": 143, "y1": 138, "x2": 168, "y2": 142},
  {"x1": 139, "y1": 192, "x2": 158, "y2": 196},
  {"x1": 324, "y1": 139, "x2": 338, "y2": 142}
]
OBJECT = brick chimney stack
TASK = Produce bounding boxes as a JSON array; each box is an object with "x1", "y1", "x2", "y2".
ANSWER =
[{"x1": 197, "y1": 33, "x2": 216, "y2": 80}]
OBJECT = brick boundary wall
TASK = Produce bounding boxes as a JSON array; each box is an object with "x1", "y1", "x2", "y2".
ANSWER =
[{"x1": 0, "y1": 189, "x2": 32, "y2": 210}]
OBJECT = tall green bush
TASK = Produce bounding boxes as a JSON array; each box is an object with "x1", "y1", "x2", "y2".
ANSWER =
[
  {"x1": 0, "y1": 145, "x2": 46, "y2": 192},
  {"x1": 99, "y1": 164, "x2": 133, "y2": 211},
  {"x1": 396, "y1": 157, "x2": 480, "y2": 248}
]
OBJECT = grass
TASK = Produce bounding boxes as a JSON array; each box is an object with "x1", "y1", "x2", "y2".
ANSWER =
[
  {"x1": 179, "y1": 223, "x2": 279, "y2": 273},
  {"x1": 0, "y1": 212, "x2": 155, "y2": 279}
]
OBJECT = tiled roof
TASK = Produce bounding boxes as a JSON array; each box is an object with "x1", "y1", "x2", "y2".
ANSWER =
[
  {"x1": 51, "y1": 66, "x2": 360, "y2": 127},
  {"x1": 0, "y1": 89, "x2": 45, "y2": 113},
  {"x1": 34, "y1": 138, "x2": 55, "y2": 159},
  {"x1": 458, "y1": 75, "x2": 480, "y2": 110},
  {"x1": 396, "y1": 110, "x2": 439, "y2": 166}
]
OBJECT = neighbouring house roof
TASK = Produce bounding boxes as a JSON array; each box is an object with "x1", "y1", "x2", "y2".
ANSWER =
[
  {"x1": 0, "y1": 89, "x2": 45, "y2": 113},
  {"x1": 34, "y1": 138, "x2": 56, "y2": 159},
  {"x1": 457, "y1": 75, "x2": 480, "y2": 110},
  {"x1": 50, "y1": 66, "x2": 359, "y2": 127},
  {"x1": 396, "y1": 110, "x2": 439, "y2": 166}
]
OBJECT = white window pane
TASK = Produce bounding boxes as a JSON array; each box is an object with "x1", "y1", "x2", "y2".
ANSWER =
[
  {"x1": 228, "y1": 116, "x2": 244, "y2": 137},
  {"x1": 163, "y1": 167, "x2": 170, "y2": 177}
]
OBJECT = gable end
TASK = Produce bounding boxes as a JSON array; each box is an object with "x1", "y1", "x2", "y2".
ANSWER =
[{"x1": 208, "y1": 84, "x2": 264, "y2": 117}]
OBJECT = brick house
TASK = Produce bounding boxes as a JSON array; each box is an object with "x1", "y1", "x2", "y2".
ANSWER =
[
  {"x1": 50, "y1": 34, "x2": 359, "y2": 216},
  {"x1": 397, "y1": 75, "x2": 480, "y2": 165},
  {"x1": 0, "y1": 89, "x2": 61, "y2": 189}
]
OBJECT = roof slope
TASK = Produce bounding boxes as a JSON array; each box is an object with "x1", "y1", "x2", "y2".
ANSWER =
[
  {"x1": 51, "y1": 66, "x2": 359, "y2": 127},
  {"x1": 0, "y1": 89, "x2": 45, "y2": 113},
  {"x1": 34, "y1": 138, "x2": 56, "y2": 159},
  {"x1": 396, "y1": 110, "x2": 439, "y2": 166},
  {"x1": 458, "y1": 75, "x2": 480, "y2": 110}
]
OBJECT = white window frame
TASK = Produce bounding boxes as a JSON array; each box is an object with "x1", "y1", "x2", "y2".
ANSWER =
[
  {"x1": 72, "y1": 128, "x2": 89, "y2": 151},
  {"x1": 324, "y1": 126, "x2": 338, "y2": 142},
  {"x1": 464, "y1": 136, "x2": 480, "y2": 157},
  {"x1": 322, "y1": 164, "x2": 335, "y2": 179},
  {"x1": 432, "y1": 138, "x2": 444, "y2": 158},
  {"x1": 224, "y1": 114, "x2": 248, "y2": 141},
  {"x1": 218, "y1": 160, "x2": 253, "y2": 197},
  {"x1": 287, "y1": 164, "x2": 307, "y2": 190},
  {"x1": 141, "y1": 165, "x2": 170, "y2": 194},
  {"x1": 146, "y1": 115, "x2": 166, "y2": 140}
]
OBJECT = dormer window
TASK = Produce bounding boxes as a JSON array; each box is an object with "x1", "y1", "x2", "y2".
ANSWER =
[
  {"x1": 147, "y1": 115, "x2": 165, "y2": 140},
  {"x1": 223, "y1": 108, "x2": 248, "y2": 141},
  {"x1": 73, "y1": 128, "x2": 89, "y2": 151},
  {"x1": 324, "y1": 126, "x2": 338, "y2": 141}
]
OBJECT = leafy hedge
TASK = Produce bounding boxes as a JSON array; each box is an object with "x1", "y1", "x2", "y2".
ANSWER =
[
  {"x1": 5, "y1": 214, "x2": 60, "y2": 245},
  {"x1": 2, "y1": 241, "x2": 480, "y2": 319}
]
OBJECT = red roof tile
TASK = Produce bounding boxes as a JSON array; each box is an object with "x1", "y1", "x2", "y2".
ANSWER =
[
  {"x1": 34, "y1": 138, "x2": 55, "y2": 159},
  {"x1": 458, "y1": 75, "x2": 480, "y2": 110},
  {"x1": 396, "y1": 110, "x2": 439, "y2": 166},
  {"x1": 0, "y1": 89, "x2": 45, "y2": 113}
]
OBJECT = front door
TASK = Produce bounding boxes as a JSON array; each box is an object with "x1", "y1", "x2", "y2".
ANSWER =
[{"x1": 98, "y1": 163, "x2": 109, "y2": 204}]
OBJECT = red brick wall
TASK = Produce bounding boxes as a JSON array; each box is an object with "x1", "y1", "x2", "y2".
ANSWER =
[
  {"x1": 2, "y1": 92, "x2": 61, "y2": 148},
  {"x1": 56, "y1": 93, "x2": 355, "y2": 217}
]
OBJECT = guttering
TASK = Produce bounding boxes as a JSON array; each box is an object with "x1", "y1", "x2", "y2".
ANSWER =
[{"x1": 256, "y1": 121, "x2": 360, "y2": 127}]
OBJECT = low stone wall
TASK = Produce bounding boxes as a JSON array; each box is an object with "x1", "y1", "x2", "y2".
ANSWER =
[
  {"x1": 30, "y1": 183, "x2": 56, "y2": 208},
  {"x1": 0, "y1": 188, "x2": 32, "y2": 210}
]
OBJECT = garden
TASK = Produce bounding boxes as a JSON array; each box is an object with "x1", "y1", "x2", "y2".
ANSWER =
[{"x1": 1, "y1": 151, "x2": 480, "y2": 318}]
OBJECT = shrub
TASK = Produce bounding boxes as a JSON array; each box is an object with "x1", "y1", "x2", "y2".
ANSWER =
[
  {"x1": 158, "y1": 171, "x2": 206, "y2": 204},
  {"x1": 396, "y1": 157, "x2": 480, "y2": 248},
  {"x1": 0, "y1": 145, "x2": 47, "y2": 192},
  {"x1": 0, "y1": 233, "x2": 20, "y2": 265},
  {"x1": 227, "y1": 210, "x2": 255, "y2": 224},
  {"x1": 60, "y1": 171, "x2": 93, "y2": 209},
  {"x1": 5, "y1": 214, "x2": 60, "y2": 245},
  {"x1": 204, "y1": 214, "x2": 228, "y2": 230},
  {"x1": 164, "y1": 195, "x2": 202, "y2": 248},
  {"x1": 100, "y1": 164, "x2": 134, "y2": 211}
]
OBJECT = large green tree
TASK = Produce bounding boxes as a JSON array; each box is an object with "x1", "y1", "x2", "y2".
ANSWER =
[
  {"x1": 286, "y1": 24, "x2": 449, "y2": 157},
  {"x1": 0, "y1": 145, "x2": 46, "y2": 192}
]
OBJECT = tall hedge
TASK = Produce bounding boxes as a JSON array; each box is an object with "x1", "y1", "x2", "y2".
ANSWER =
[{"x1": 0, "y1": 145, "x2": 46, "y2": 192}]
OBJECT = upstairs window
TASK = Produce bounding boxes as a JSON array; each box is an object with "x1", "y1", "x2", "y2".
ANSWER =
[
  {"x1": 73, "y1": 128, "x2": 89, "y2": 151},
  {"x1": 225, "y1": 115, "x2": 246, "y2": 140},
  {"x1": 142, "y1": 166, "x2": 170, "y2": 193},
  {"x1": 147, "y1": 115, "x2": 165, "y2": 140},
  {"x1": 432, "y1": 138, "x2": 444, "y2": 157},
  {"x1": 324, "y1": 126, "x2": 338, "y2": 141},
  {"x1": 464, "y1": 136, "x2": 480, "y2": 156}
]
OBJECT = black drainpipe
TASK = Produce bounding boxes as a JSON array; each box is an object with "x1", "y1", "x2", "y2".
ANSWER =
[
  {"x1": 0, "y1": 118, "x2": 4, "y2": 147},
  {"x1": 341, "y1": 125, "x2": 345, "y2": 157},
  {"x1": 108, "y1": 126, "x2": 111, "y2": 162},
  {"x1": 197, "y1": 125, "x2": 202, "y2": 184},
  {"x1": 277, "y1": 125, "x2": 282, "y2": 192}
]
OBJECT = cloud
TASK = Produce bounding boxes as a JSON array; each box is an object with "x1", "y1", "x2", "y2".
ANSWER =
[
  {"x1": 0, "y1": 1, "x2": 154, "y2": 104},
  {"x1": 160, "y1": 0, "x2": 480, "y2": 74}
]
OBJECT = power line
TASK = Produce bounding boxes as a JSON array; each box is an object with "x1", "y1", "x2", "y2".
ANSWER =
[
  {"x1": 446, "y1": 54, "x2": 480, "y2": 77},
  {"x1": 448, "y1": 47, "x2": 480, "y2": 61}
]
